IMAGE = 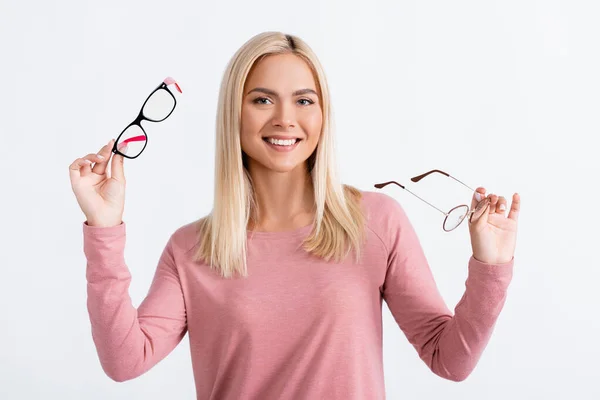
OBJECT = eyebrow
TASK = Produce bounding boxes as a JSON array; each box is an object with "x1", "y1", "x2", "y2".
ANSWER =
[{"x1": 246, "y1": 87, "x2": 319, "y2": 97}]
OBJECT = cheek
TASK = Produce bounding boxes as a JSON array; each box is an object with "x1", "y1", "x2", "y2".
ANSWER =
[
  {"x1": 240, "y1": 107, "x2": 257, "y2": 136},
  {"x1": 241, "y1": 104, "x2": 272, "y2": 134},
  {"x1": 305, "y1": 111, "x2": 323, "y2": 140},
  {"x1": 240, "y1": 108, "x2": 256, "y2": 152}
]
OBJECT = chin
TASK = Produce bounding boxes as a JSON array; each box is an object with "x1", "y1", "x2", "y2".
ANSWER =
[
  {"x1": 272, "y1": 165, "x2": 304, "y2": 174},
  {"x1": 263, "y1": 159, "x2": 307, "y2": 173}
]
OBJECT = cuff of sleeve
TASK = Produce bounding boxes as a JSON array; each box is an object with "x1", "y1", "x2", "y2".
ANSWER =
[
  {"x1": 468, "y1": 255, "x2": 514, "y2": 280},
  {"x1": 82, "y1": 220, "x2": 126, "y2": 236},
  {"x1": 82, "y1": 221, "x2": 127, "y2": 265}
]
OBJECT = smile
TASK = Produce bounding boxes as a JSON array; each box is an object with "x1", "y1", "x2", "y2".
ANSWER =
[{"x1": 262, "y1": 137, "x2": 301, "y2": 152}]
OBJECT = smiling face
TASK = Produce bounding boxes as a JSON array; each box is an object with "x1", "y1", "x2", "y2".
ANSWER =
[{"x1": 240, "y1": 53, "x2": 323, "y2": 174}]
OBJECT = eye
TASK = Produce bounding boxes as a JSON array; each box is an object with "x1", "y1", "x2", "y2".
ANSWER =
[
  {"x1": 298, "y1": 98, "x2": 315, "y2": 106},
  {"x1": 252, "y1": 97, "x2": 315, "y2": 106},
  {"x1": 252, "y1": 97, "x2": 272, "y2": 105}
]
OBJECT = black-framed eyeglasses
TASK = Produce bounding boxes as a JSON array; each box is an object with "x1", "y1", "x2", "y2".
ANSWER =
[
  {"x1": 112, "y1": 76, "x2": 182, "y2": 159},
  {"x1": 374, "y1": 169, "x2": 491, "y2": 232}
]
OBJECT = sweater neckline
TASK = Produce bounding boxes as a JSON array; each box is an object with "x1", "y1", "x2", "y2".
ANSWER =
[{"x1": 246, "y1": 222, "x2": 314, "y2": 240}]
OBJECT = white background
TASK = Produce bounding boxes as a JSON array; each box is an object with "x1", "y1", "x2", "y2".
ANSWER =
[{"x1": 1, "y1": 0, "x2": 599, "y2": 399}]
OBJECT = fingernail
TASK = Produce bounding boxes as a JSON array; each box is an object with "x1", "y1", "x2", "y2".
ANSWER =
[
  {"x1": 84, "y1": 159, "x2": 92, "y2": 164},
  {"x1": 499, "y1": 204, "x2": 506, "y2": 211},
  {"x1": 97, "y1": 154, "x2": 105, "y2": 159},
  {"x1": 475, "y1": 192, "x2": 482, "y2": 201}
]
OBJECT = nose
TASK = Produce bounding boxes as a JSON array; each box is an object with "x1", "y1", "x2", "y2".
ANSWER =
[{"x1": 271, "y1": 101, "x2": 296, "y2": 129}]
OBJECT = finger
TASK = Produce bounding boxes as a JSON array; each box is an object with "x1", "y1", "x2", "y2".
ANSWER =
[
  {"x1": 69, "y1": 158, "x2": 93, "y2": 181},
  {"x1": 507, "y1": 193, "x2": 521, "y2": 221},
  {"x1": 470, "y1": 187, "x2": 486, "y2": 210},
  {"x1": 470, "y1": 194, "x2": 491, "y2": 226},
  {"x1": 496, "y1": 195, "x2": 507, "y2": 215},
  {"x1": 92, "y1": 139, "x2": 115, "y2": 176},
  {"x1": 487, "y1": 194, "x2": 498, "y2": 214},
  {"x1": 78, "y1": 152, "x2": 105, "y2": 176},
  {"x1": 110, "y1": 146, "x2": 126, "y2": 183}
]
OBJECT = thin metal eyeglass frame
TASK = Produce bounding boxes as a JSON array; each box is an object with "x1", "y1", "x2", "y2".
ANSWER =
[
  {"x1": 374, "y1": 169, "x2": 490, "y2": 232},
  {"x1": 112, "y1": 76, "x2": 182, "y2": 159}
]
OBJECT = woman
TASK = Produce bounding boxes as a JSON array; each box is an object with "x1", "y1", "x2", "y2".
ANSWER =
[{"x1": 68, "y1": 31, "x2": 520, "y2": 399}]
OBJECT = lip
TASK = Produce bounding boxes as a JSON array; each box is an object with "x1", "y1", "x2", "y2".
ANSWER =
[
  {"x1": 262, "y1": 135, "x2": 302, "y2": 140},
  {"x1": 263, "y1": 137, "x2": 301, "y2": 152}
]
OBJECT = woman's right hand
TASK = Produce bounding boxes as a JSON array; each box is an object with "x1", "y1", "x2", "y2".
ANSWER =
[{"x1": 69, "y1": 139, "x2": 126, "y2": 228}]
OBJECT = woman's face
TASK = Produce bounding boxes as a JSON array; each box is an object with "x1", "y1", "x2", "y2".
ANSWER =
[{"x1": 241, "y1": 53, "x2": 322, "y2": 174}]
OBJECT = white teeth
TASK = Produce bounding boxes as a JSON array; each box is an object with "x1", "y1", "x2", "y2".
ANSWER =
[{"x1": 267, "y1": 138, "x2": 297, "y2": 146}]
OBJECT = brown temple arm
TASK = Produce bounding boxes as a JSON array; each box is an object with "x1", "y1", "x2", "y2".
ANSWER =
[
  {"x1": 373, "y1": 180, "x2": 447, "y2": 215},
  {"x1": 411, "y1": 169, "x2": 475, "y2": 192}
]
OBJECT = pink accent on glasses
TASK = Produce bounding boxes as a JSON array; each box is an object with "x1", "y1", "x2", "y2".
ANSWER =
[
  {"x1": 118, "y1": 135, "x2": 146, "y2": 149},
  {"x1": 164, "y1": 76, "x2": 182, "y2": 93}
]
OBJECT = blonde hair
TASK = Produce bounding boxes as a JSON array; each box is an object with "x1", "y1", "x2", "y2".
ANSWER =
[{"x1": 193, "y1": 31, "x2": 366, "y2": 278}]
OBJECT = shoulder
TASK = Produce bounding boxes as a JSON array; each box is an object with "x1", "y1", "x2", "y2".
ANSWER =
[
  {"x1": 358, "y1": 189, "x2": 407, "y2": 223},
  {"x1": 342, "y1": 184, "x2": 402, "y2": 213},
  {"x1": 359, "y1": 189, "x2": 401, "y2": 211},
  {"x1": 355, "y1": 188, "x2": 415, "y2": 250},
  {"x1": 165, "y1": 218, "x2": 206, "y2": 255}
]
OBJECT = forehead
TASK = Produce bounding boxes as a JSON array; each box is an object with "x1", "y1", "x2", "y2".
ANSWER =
[{"x1": 245, "y1": 53, "x2": 317, "y2": 91}]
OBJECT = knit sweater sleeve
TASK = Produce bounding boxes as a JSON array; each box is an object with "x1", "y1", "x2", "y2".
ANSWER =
[
  {"x1": 82, "y1": 221, "x2": 187, "y2": 382},
  {"x1": 375, "y1": 193, "x2": 513, "y2": 382}
]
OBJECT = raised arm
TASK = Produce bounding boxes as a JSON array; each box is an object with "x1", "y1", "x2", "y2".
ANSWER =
[
  {"x1": 380, "y1": 196, "x2": 513, "y2": 382},
  {"x1": 83, "y1": 222, "x2": 187, "y2": 382}
]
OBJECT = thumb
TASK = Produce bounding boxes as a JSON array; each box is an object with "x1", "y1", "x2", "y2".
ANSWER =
[{"x1": 110, "y1": 148, "x2": 126, "y2": 183}]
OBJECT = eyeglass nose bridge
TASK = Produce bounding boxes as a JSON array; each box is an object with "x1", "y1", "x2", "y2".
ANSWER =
[
  {"x1": 442, "y1": 197, "x2": 490, "y2": 231},
  {"x1": 470, "y1": 196, "x2": 491, "y2": 218}
]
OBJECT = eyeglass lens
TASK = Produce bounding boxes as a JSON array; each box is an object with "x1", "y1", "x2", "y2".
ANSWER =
[
  {"x1": 116, "y1": 125, "x2": 145, "y2": 157},
  {"x1": 444, "y1": 205, "x2": 468, "y2": 231},
  {"x1": 143, "y1": 89, "x2": 175, "y2": 122}
]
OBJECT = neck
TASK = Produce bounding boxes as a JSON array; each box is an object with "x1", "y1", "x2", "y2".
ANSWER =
[{"x1": 247, "y1": 162, "x2": 315, "y2": 232}]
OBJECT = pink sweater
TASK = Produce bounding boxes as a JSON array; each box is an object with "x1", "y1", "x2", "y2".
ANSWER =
[{"x1": 83, "y1": 190, "x2": 513, "y2": 399}]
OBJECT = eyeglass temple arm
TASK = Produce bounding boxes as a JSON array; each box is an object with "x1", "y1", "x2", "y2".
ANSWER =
[
  {"x1": 411, "y1": 169, "x2": 476, "y2": 193},
  {"x1": 164, "y1": 76, "x2": 182, "y2": 93},
  {"x1": 116, "y1": 135, "x2": 146, "y2": 150},
  {"x1": 374, "y1": 181, "x2": 448, "y2": 216}
]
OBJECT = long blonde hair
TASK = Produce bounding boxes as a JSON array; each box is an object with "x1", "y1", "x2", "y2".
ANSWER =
[{"x1": 193, "y1": 31, "x2": 366, "y2": 278}]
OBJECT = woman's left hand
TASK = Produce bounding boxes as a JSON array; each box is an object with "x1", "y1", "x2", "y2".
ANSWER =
[{"x1": 468, "y1": 188, "x2": 520, "y2": 264}]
